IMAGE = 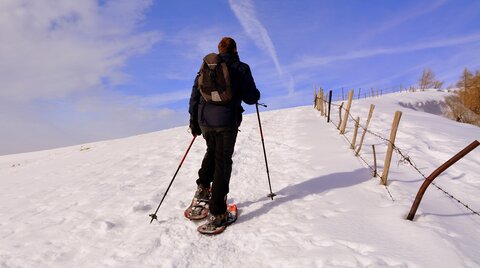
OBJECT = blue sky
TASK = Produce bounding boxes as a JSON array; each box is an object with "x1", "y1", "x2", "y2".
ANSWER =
[{"x1": 1, "y1": 0, "x2": 479, "y2": 155}]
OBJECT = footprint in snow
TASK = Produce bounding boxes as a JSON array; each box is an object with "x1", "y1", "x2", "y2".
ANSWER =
[
  {"x1": 132, "y1": 201, "x2": 152, "y2": 212},
  {"x1": 100, "y1": 221, "x2": 116, "y2": 231}
]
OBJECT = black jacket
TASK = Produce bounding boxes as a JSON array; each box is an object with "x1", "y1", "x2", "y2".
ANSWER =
[{"x1": 189, "y1": 52, "x2": 260, "y2": 128}]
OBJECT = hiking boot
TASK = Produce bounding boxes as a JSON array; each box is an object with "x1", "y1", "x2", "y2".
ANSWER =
[
  {"x1": 206, "y1": 212, "x2": 228, "y2": 228},
  {"x1": 194, "y1": 185, "x2": 211, "y2": 201}
]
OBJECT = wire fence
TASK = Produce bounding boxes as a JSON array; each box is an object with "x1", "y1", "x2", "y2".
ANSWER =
[
  {"x1": 329, "y1": 85, "x2": 417, "y2": 102},
  {"x1": 314, "y1": 89, "x2": 480, "y2": 217}
]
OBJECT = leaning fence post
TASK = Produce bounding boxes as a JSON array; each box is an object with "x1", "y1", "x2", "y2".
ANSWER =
[
  {"x1": 340, "y1": 90, "x2": 354, "y2": 134},
  {"x1": 372, "y1": 145, "x2": 377, "y2": 177},
  {"x1": 407, "y1": 140, "x2": 479, "y2": 221},
  {"x1": 381, "y1": 111, "x2": 402, "y2": 185},
  {"x1": 351, "y1": 117, "x2": 360, "y2": 149},
  {"x1": 337, "y1": 102, "x2": 344, "y2": 130},
  {"x1": 327, "y1": 90, "x2": 332, "y2": 123},
  {"x1": 355, "y1": 104, "x2": 375, "y2": 156}
]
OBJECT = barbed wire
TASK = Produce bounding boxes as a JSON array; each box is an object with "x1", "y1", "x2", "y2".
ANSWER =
[
  {"x1": 326, "y1": 114, "x2": 395, "y2": 202},
  {"x1": 317, "y1": 84, "x2": 414, "y2": 102},
  {"x1": 315, "y1": 96, "x2": 480, "y2": 217}
]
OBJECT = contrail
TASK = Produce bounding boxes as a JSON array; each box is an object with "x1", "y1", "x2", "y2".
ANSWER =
[
  {"x1": 229, "y1": 0, "x2": 295, "y2": 94},
  {"x1": 228, "y1": 0, "x2": 283, "y2": 76}
]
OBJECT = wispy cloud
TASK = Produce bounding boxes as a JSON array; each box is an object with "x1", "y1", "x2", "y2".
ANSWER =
[
  {"x1": 0, "y1": 0, "x2": 160, "y2": 101},
  {"x1": 292, "y1": 33, "x2": 480, "y2": 70},
  {"x1": 361, "y1": 0, "x2": 448, "y2": 41},
  {"x1": 159, "y1": 27, "x2": 238, "y2": 82},
  {"x1": 168, "y1": 27, "x2": 227, "y2": 60},
  {"x1": 228, "y1": 0, "x2": 295, "y2": 94},
  {"x1": 134, "y1": 90, "x2": 191, "y2": 107}
]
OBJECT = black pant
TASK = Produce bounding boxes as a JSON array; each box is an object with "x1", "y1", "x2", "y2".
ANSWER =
[{"x1": 196, "y1": 127, "x2": 238, "y2": 215}]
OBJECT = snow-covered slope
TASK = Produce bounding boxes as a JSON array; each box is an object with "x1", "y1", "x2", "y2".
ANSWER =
[{"x1": 1, "y1": 90, "x2": 479, "y2": 267}]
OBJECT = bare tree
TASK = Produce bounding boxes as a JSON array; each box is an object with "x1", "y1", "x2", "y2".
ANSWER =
[
  {"x1": 418, "y1": 68, "x2": 434, "y2": 90},
  {"x1": 418, "y1": 68, "x2": 443, "y2": 90},
  {"x1": 445, "y1": 95, "x2": 480, "y2": 126},
  {"x1": 433, "y1": 80, "x2": 444, "y2": 89}
]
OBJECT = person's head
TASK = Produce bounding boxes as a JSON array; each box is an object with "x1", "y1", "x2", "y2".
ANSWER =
[{"x1": 218, "y1": 37, "x2": 237, "y2": 54}]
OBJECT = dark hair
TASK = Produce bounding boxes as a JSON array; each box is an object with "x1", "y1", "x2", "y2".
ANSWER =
[{"x1": 218, "y1": 37, "x2": 237, "y2": 54}]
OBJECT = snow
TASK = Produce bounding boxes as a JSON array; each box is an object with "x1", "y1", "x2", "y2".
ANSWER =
[{"x1": 1, "y1": 90, "x2": 479, "y2": 267}]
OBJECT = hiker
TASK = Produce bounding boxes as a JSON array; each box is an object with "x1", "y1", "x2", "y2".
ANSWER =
[{"x1": 187, "y1": 37, "x2": 260, "y2": 229}]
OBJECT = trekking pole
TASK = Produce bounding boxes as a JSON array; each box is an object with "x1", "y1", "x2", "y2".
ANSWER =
[
  {"x1": 149, "y1": 135, "x2": 197, "y2": 223},
  {"x1": 256, "y1": 103, "x2": 276, "y2": 200}
]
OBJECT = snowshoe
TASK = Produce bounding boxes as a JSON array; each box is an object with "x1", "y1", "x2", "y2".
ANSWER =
[{"x1": 197, "y1": 204, "x2": 238, "y2": 235}]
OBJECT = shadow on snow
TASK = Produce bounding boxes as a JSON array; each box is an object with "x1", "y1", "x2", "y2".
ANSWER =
[{"x1": 236, "y1": 168, "x2": 371, "y2": 223}]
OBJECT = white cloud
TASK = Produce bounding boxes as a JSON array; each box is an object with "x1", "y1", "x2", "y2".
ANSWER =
[
  {"x1": 0, "y1": 93, "x2": 188, "y2": 155},
  {"x1": 0, "y1": 0, "x2": 160, "y2": 101},
  {"x1": 0, "y1": 0, "x2": 172, "y2": 155}
]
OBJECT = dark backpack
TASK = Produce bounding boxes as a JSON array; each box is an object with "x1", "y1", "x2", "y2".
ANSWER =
[{"x1": 197, "y1": 53, "x2": 232, "y2": 104}]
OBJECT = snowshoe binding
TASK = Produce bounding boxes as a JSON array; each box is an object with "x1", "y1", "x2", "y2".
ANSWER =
[{"x1": 184, "y1": 185, "x2": 211, "y2": 220}]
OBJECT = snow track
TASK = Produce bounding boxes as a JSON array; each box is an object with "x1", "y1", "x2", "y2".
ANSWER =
[{"x1": 0, "y1": 91, "x2": 479, "y2": 267}]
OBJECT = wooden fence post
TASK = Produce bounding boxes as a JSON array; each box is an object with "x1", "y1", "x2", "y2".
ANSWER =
[
  {"x1": 337, "y1": 102, "x2": 344, "y2": 130},
  {"x1": 324, "y1": 94, "x2": 328, "y2": 116},
  {"x1": 340, "y1": 90, "x2": 354, "y2": 134},
  {"x1": 372, "y1": 145, "x2": 377, "y2": 177},
  {"x1": 319, "y1": 89, "x2": 324, "y2": 116},
  {"x1": 314, "y1": 88, "x2": 317, "y2": 109},
  {"x1": 358, "y1": 88, "x2": 361, "y2": 99},
  {"x1": 351, "y1": 117, "x2": 360, "y2": 149},
  {"x1": 327, "y1": 90, "x2": 333, "y2": 123},
  {"x1": 355, "y1": 104, "x2": 375, "y2": 156},
  {"x1": 316, "y1": 93, "x2": 321, "y2": 111},
  {"x1": 381, "y1": 111, "x2": 403, "y2": 185}
]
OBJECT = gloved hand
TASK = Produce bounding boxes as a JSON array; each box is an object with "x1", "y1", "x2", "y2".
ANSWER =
[{"x1": 189, "y1": 119, "x2": 202, "y2": 136}]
